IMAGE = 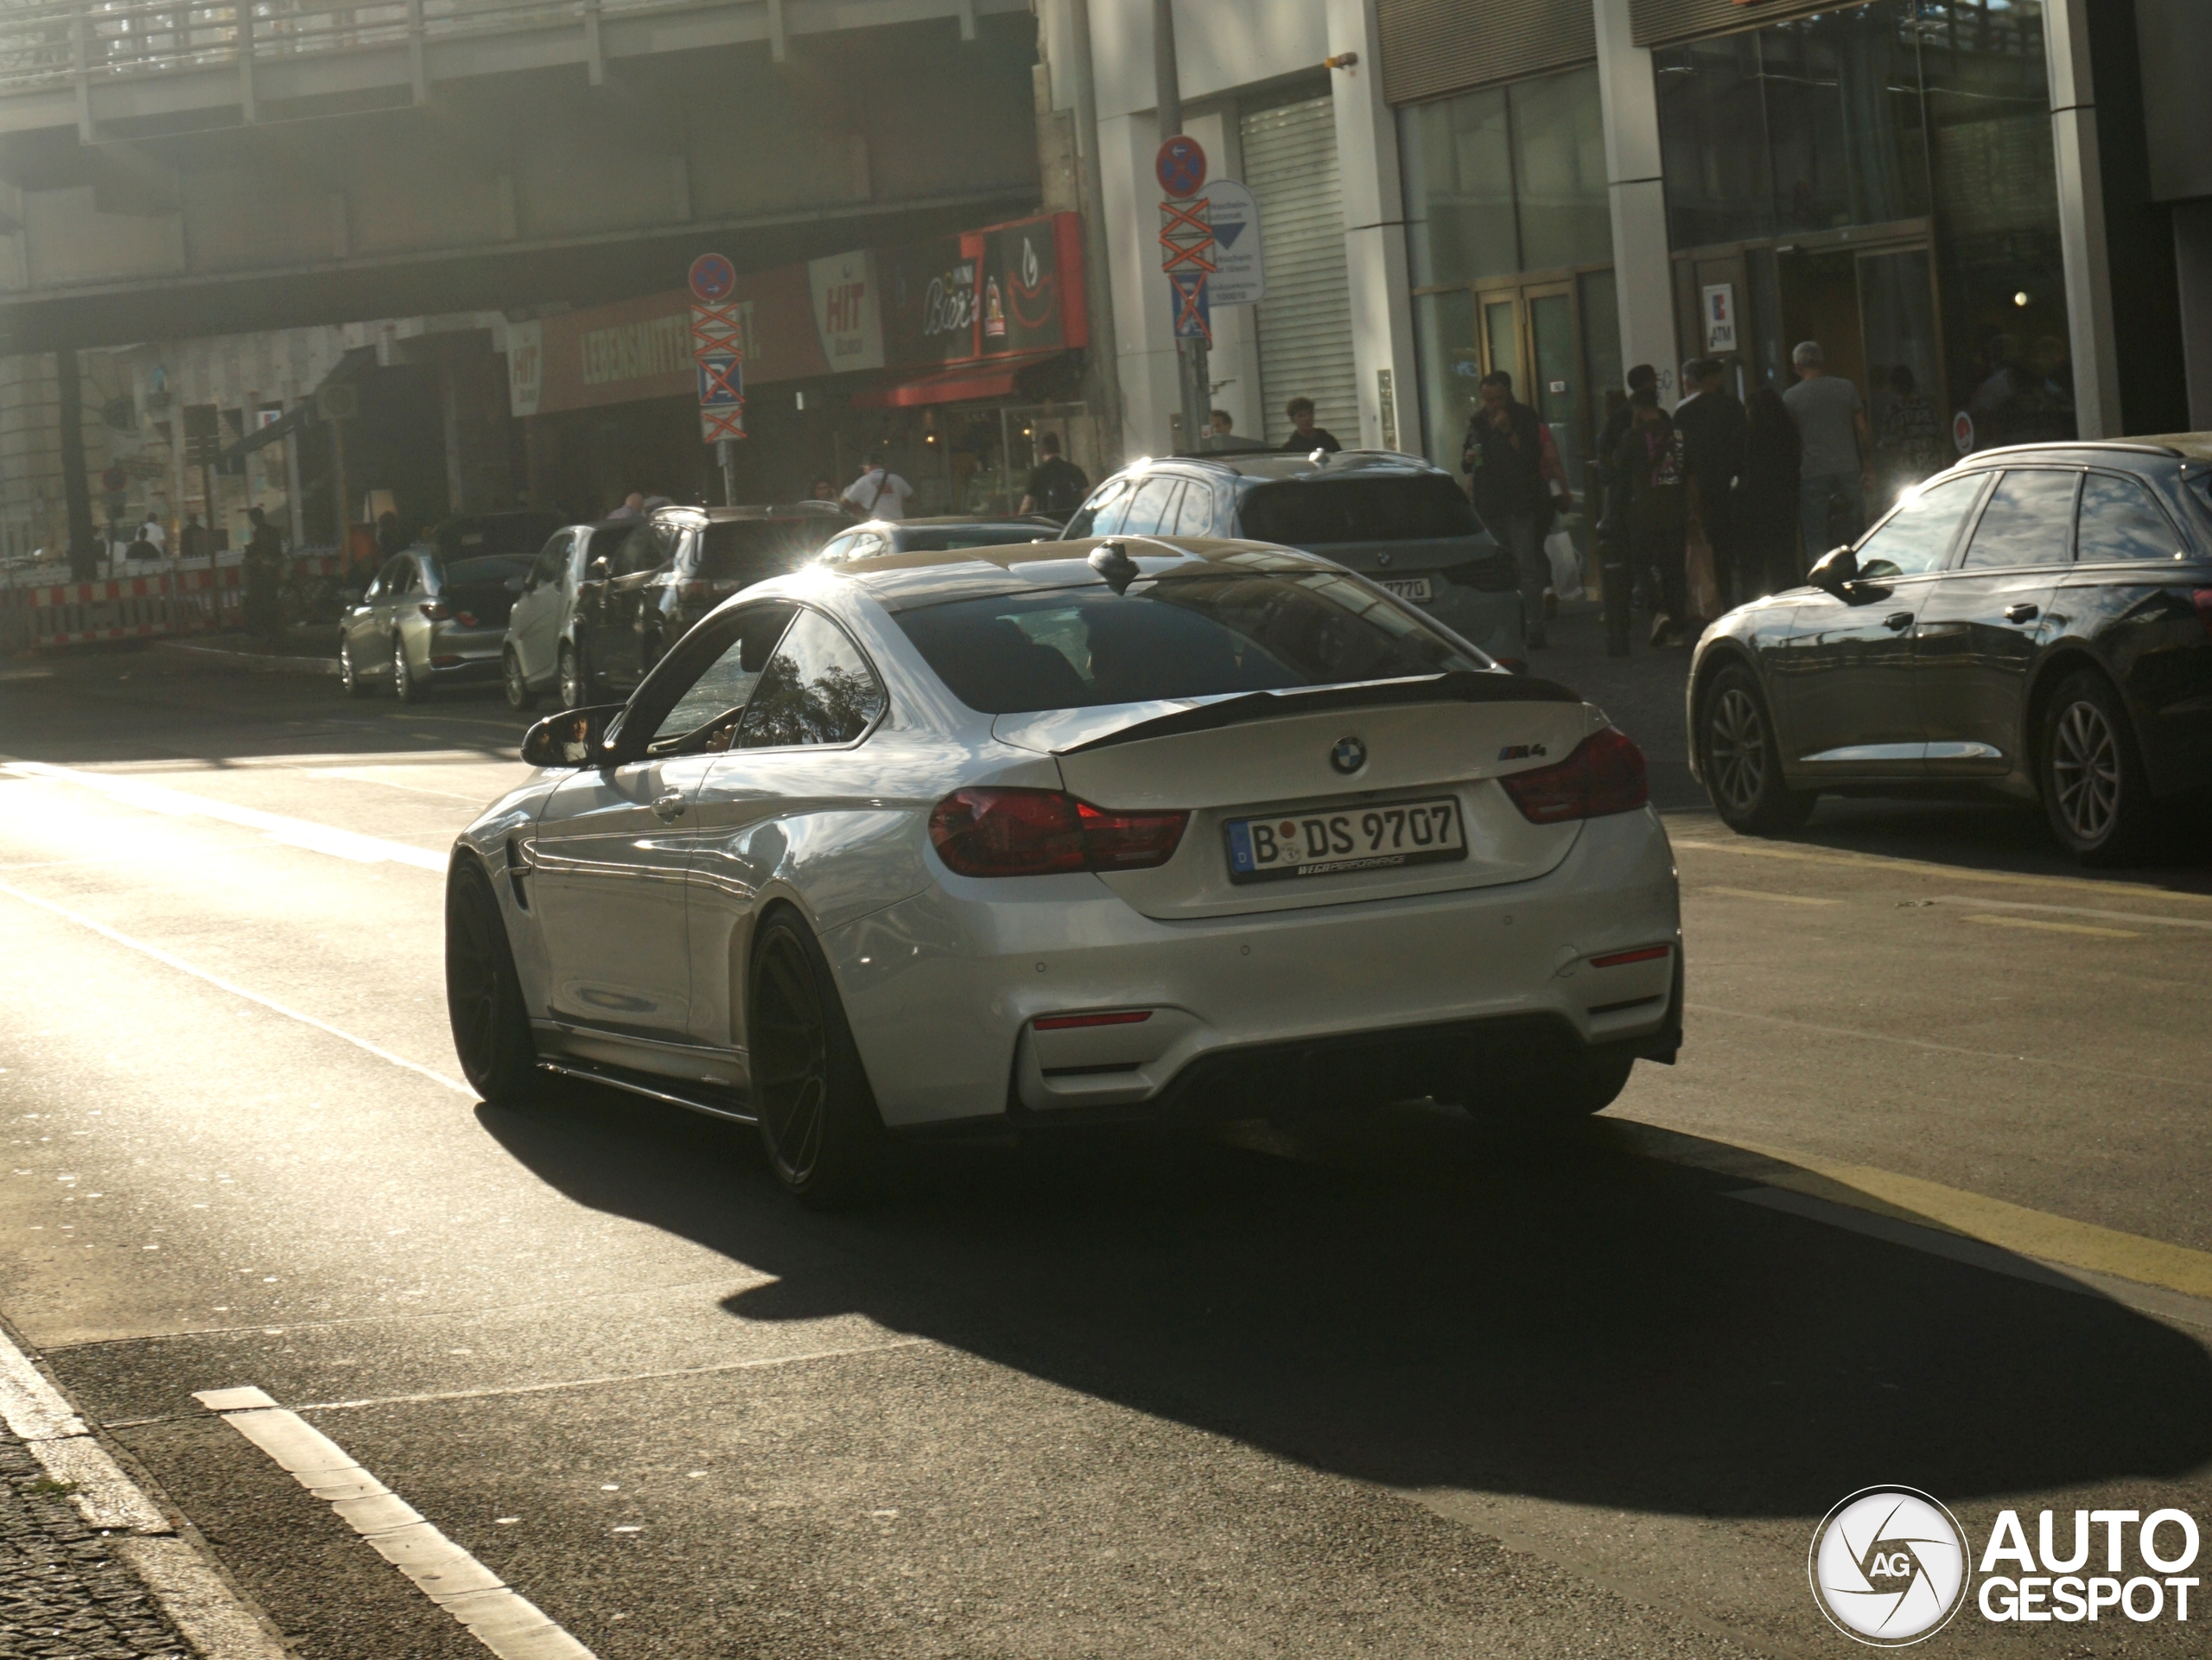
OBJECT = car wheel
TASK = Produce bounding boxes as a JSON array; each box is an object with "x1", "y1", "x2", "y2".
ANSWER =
[
  {"x1": 504, "y1": 647, "x2": 537, "y2": 712},
  {"x1": 557, "y1": 642, "x2": 588, "y2": 711},
  {"x1": 392, "y1": 633, "x2": 425, "y2": 703},
  {"x1": 2039, "y1": 670, "x2": 2152, "y2": 866},
  {"x1": 339, "y1": 639, "x2": 372, "y2": 699},
  {"x1": 748, "y1": 908, "x2": 886, "y2": 1208},
  {"x1": 444, "y1": 859, "x2": 539, "y2": 1106},
  {"x1": 1700, "y1": 665, "x2": 1815, "y2": 833}
]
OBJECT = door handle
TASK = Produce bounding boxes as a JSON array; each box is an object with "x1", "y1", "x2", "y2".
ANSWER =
[
  {"x1": 1884, "y1": 611, "x2": 1914, "y2": 632},
  {"x1": 652, "y1": 792, "x2": 686, "y2": 821},
  {"x1": 2003, "y1": 602, "x2": 2040, "y2": 624}
]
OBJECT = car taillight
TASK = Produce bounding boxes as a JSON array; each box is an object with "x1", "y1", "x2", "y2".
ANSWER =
[
  {"x1": 1498, "y1": 728, "x2": 1648, "y2": 824},
  {"x1": 928, "y1": 788, "x2": 1187, "y2": 877},
  {"x1": 2194, "y1": 588, "x2": 2212, "y2": 639}
]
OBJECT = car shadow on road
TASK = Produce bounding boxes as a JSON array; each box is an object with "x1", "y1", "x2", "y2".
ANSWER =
[{"x1": 478, "y1": 1086, "x2": 2212, "y2": 1527}]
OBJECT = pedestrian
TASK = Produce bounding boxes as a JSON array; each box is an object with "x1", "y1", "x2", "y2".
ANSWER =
[
  {"x1": 1462, "y1": 370, "x2": 1554, "y2": 650},
  {"x1": 241, "y1": 506, "x2": 286, "y2": 644},
  {"x1": 1279, "y1": 397, "x2": 1341, "y2": 455},
  {"x1": 607, "y1": 491, "x2": 646, "y2": 521},
  {"x1": 810, "y1": 476, "x2": 840, "y2": 504},
  {"x1": 1782, "y1": 340, "x2": 1871, "y2": 561},
  {"x1": 1018, "y1": 431, "x2": 1090, "y2": 519},
  {"x1": 1737, "y1": 386, "x2": 1802, "y2": 598},
  {"x1": 842, "y1": 452, "x2": 913, "y2": 521},
  {"x1": 137, "y1": 513, "x2": 168, "y2": 557},
  {"x1": 124, "y1": 526, "x2": 161, "y2": 563},
  {"x1": 1872, "y1": 363, "x2": 1946, "y2": 512},
  {"x1": 1673, "y1": 358, "x2": 1746, "y2": 608},
  {"x1": 1211, "y1": 410, "x2": 1234, "y2": 437},
  {"x1": 1608, "y1": 388, "x2": 1689, "y2": 647},
  {"x1": 376, "y1": 508, "x2": 408, "y2": 558},
  {"x1": 180, "y1": 512, "x2": 213, "y2": 561}
]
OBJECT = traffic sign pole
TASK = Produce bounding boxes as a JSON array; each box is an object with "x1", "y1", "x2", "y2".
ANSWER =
[{"x1": 1155, "y1": 130, "x2": 1211, "y2": 455}]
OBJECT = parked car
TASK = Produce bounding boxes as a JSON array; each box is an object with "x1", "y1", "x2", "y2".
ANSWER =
[
  {"x1": 649, "y1": 503, "x2": 849, "y2": 640},
  {"x1": 1688, "y1": 436, "x2": 2212, "y2": 863},
  {"x1": 502, "y1": 518, "x2": 678, "y2": 711},
  {"x1": 339, "y1": 544, "x2": 532, "y2": 702},
  {"x1": 1059, "y1": 450, "x2": 1528, "y2": 668},
  {"x1": 444, "y1": 533, "x2": 1680, "y2": 1205},
  {"x1": 814, "y1": 514, "x2": 1058, "y2": 563}
]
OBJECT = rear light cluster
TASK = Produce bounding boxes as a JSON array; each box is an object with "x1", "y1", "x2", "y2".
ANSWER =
[
  {"x1": 928, "y1": 788, "x2": 1187, "y2": 877},
  {"x1": 419, "y1": 601, "x2": 479, "y2": 626},
  {"x1": 1033, "y1": 1010, "x2": 1153, "y2": 1031},
  {"x1": 1498, "y1": 728, "x2": 1648, "y2": 824}
]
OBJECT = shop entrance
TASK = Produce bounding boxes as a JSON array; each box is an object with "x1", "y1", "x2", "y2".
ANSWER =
[{"x1": 1471, "y1": 277, "x2": 1609, "y2": 501}]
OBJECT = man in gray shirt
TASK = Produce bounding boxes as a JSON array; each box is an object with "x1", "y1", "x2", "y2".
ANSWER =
[{"x1": 1782, "y1": 340, "x2": 1872, "y2": 559}]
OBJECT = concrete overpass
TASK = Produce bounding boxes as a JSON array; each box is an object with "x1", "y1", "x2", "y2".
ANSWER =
[{"x1": 0, "y1": 0, "x2": 1043, "y2": 352}]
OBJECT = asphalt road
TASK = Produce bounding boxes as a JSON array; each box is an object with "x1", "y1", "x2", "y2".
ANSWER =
[{"x1": 3, "y1": 627, "x2": 2209, "y2": 1659}]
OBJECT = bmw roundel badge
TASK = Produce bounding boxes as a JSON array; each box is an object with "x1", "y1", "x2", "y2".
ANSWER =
[{"x1": 1331, "y1": 735, "x2": 1367, "y2": 775}]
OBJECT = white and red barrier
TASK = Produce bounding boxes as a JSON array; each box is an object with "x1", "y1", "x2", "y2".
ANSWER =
[{"x1": 0, "y1": 554, "x2": 341, "y2": 652}]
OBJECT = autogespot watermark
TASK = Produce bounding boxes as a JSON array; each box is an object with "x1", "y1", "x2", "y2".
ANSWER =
[{"x1": 1809, "y1": 1488, "x2": 2202, "y2": 1644}]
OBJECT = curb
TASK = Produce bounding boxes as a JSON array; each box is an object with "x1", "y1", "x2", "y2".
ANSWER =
[
  {"x1": 0, "y1": 1318, "x2": 292, "y2": 1659},
  {"x1": 155, "y1": 640, "x2": 340, "y2": 677}
]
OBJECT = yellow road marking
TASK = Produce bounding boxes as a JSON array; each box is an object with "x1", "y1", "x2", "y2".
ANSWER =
[
  {"x1": 1599, "y1": 1119, "x2": 2212, "y2": 1303},
  {"x1": 1962, "y1": 913, "x2": 2139, "y2": 938},
  {"x1": 1936, "y1": 896, "x2": 2212, "y2": 932},
  {"x1": 1699, "y1": 886, "x2": 1842, "y2": 906},
  {"x1": 1671, "y1": 836, "x2": 2212, "y2": 906}
]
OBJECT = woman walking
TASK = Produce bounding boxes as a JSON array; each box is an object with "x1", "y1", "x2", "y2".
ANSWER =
[{"x1": 1736, "y1": 386, "x2": 1803, "y2": 598}]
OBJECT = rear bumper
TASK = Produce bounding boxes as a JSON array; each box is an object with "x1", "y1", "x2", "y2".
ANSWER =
[
  {"x1": 824, "y1": 808, "x2": 1679, "y2": 1128},
  {"x1": 424, "y1": 627, "x2": 505, "y2": 679}
]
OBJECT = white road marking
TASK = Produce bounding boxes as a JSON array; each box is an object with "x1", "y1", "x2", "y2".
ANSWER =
[
  {"x1": 0, "y1": 1326, "x2": 290, "y2": 1658},
  {"x1": 1, "y1": 758, "x2": 448, "y2": 870},
  {"x1": 301, "y1": 766, "x2": 493, "y2": 802},
  {"x1": 1963, "y1": 913, "x2": 2140, "y2": 939},
  {"x1": 195, "y1": 1387, "x2": 596, "y2": 1660},
  {"x1": 1934, "y1": 895, "x2": 2212, "y2": 932},
  {"x1": 0, "y1": 878, "x2": 474, "y2": 1097},
  {"x1": 1698, "y1": 886, "x2": 1841, "y2": 906}
]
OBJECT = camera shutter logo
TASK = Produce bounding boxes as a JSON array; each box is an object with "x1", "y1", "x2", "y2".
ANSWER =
[{"x1": 1809, "y1": 1487, "x2": 1970, "y2": 1646}]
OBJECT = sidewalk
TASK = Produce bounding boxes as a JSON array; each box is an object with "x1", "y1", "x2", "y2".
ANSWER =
[
  {"x1": 154, "y1": 626, "x2": 340, "y2": 677},
  {"x1": 0, "y1": 1425, "x2": 190, "y2": 1659}
]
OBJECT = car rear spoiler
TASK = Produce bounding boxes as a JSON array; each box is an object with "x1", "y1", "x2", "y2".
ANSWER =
[{"x1": 1052, "y1": 671, "x2": 1580, "y2": 755}]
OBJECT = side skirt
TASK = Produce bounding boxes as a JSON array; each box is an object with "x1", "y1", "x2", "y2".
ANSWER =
[{"x1": 536, "y1": 1058, "x2": 757, "y2": 1127}]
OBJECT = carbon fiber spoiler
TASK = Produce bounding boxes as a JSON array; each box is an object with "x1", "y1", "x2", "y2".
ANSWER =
[{"x1": 1052, "y1": 671, "x2": 1580, "y2": 755}]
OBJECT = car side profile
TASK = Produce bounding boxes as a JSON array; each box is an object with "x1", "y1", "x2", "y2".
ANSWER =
[
  {"x1": 1688, "y1": 436, "x2": 2212, "y2": 862},
  {"x1": 503, "y1": 518, "x2": 678, "y2": 710},
  {"x1": 340, "y1": 545, "x2": 532, "y2": 701},
  {"x1": 446, "y1": 533, "x2": 1681, "y2": 1207},
  {"x1": 1061, "y1": 450, "x2": 1529, "y2": 668}
]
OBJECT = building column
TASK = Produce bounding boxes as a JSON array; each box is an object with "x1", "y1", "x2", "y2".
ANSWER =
[
  {"x1": 1592, "y1": 0, "x2": 1678, "y2": 404},
  {"x1": 2176, "y1": 202, "x2": 2212, "y2": 431},
  {"x1": 1325, "y1": 0, "x2": 1416, "y2": 454},
  {"x1": 2044, "y1": 0, "x2": 2120, "y2": 438}
]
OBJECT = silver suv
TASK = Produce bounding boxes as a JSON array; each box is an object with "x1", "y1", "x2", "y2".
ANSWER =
[{"x1": 1060, "y1": 450, "x2": 1528, "y2": 668}]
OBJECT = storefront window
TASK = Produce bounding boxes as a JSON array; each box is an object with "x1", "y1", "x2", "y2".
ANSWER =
[
  {"x1": 1510, "y1": 68, "x2": 1611, "y2": 272},
  {"x1": 1413, "y1": 290, "x2": 1479, "y2": 474},
  {"x1": 1654, "y1": 31, "x2": 1769, "y2": 247}
]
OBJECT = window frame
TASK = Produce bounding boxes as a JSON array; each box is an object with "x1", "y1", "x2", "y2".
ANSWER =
[{"x1": 2073, "y1": 467, "x2": 2189, "y2": 566}]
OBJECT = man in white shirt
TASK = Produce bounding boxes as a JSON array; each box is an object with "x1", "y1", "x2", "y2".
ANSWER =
[
  {"x1": 137, "y1": 514, "x2": 168, "y2": 554},
  {"x1": 842, "y1": 453, "x2": 913, "y2": 521}
]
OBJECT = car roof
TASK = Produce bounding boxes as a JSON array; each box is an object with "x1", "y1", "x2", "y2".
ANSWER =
[
  {"x1": 828, "y1": 534, "x2": 1333, "y2": 613},
  {"x1": 1956, "y1": 435, "x2": 2212, "y2": 466},
  {"x1": 1122, "y1": 448, "x2": 1450, "y2": 484}
]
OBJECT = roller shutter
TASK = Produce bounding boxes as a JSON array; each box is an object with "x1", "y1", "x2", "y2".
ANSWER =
[
  {"x1": 1379, "y1": 0, "x2": 1595, "y2": 106},
  {"x1": 1239, "y1": 96, "x2": 1359, "y2": 448}
]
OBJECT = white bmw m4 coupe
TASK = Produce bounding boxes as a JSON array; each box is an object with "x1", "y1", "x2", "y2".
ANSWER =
[{"x1": 445, "y1": 536, "x2": 1681, "y2": 1203}]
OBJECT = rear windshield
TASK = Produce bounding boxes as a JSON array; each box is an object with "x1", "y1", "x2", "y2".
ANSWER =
[
  {"x1": 439, "y1": 555, "x2": 533, "y2": 588},
  {"x1": 437, "y1": 515, "x2": 564, "y2": 557},
  {"x1": 894, "y1": 569, "x2": 1484, "y2": 715},
  {"x1": 898, "y1": 525, "x2": 1048, "y2": 553},
  {"x1": 683, "y1": 518, "x2": 841, "y2": 579},
  {"x1": 1239, "y1": 476, "x2": 1481, "y2": 545}
]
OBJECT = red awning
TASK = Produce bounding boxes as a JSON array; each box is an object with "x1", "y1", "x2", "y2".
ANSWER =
[{"x1": 851, "y1": 351, "x2": 1065, "y2": 410}]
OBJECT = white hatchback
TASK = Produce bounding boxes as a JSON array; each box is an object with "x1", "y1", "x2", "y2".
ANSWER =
[{"x1": 445, "y1": 536, "x2": 1682, "y2": 1203}]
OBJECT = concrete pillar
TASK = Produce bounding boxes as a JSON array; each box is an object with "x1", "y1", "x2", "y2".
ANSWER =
[
  {"x1": 1592, "y1": 0, "x2": 1678, "y2": 405},
  {"x1": 2044, "y1": 0, "x2": 2120, "y2": 438},
  {"x1": 1325, "y1": 0, "x2": 1417, "y2": 454},
  {"x1": 2177, "y1": 201, "x2": 2212, "y2": 432}
]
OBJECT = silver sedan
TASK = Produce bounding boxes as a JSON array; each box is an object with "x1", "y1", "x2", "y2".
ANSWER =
[
  {"x1": 445, "y1": 537, "x2": 1681, "y2": 1204},
  {"x1": 340, "y1": 548, "x2": 531, "y2": 701}
]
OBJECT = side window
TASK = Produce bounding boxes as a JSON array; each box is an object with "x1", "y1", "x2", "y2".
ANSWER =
[
  {"x1": 375, "y1": 556, "x2": 415, "y2": 596},
  {"x1": 616, "y1": 525, "x2": 664, "y2": 577},
  {"x1": 1173, "y1": 478, "x2": 1218, "y2": 537},
  {"x1": 1961, "y1": 469, "x2": 2082, "y2": 569},
  {"x1": 817, "y1": 532, "x2": 859, "y2": 564},
  {"x1": 2076, "y1": 474, "x2": 2184, "y2": 563},
  {"x1": 1852, "y1": 474, "x2": 1990, "y2": 581},
  {"x1": 737, "y1": 610, "x2": 888, "y2": 748},
  {"x1": 529, "y1": 536, "x2": 569, "y2": 589},
  {"x1": 1119, "y1": 475, "x2": 1180, "y2": 537},
  {"x1": 650, "y1": 605, "x2": 798, "y2": 750},
  {"x1": 1066, "y1": 476, "x2": 1132, "y2": 539}
]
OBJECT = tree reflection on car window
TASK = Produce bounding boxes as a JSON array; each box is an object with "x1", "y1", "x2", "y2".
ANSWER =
[{"x1": 736, "y1": 612, "x2": 887, "y2": 747}]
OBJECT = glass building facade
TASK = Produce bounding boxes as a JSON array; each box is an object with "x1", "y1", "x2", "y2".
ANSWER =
[{"x1": 1654, "y1": 0, "x2": 2073, "y2": 451}]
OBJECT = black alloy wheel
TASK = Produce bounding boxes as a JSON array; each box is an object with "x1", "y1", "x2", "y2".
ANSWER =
[
  {"x1": 339, "y1": 639, "x2": 372, "y2": 699},
  {"x1": 2039, "y1": 669, "x2": 2152, "y2": 866},
  {"x1": 557, "y1": 641, "x2": 589, "y2": 711},
  {"x1": 444, "y1": 859, "x2": 539, "y2": 1106},
  {"x1": 504, "y1": 647, "x2": 537, "y2": 712},
  {"x1": 392, "y1": 633, "x2": 425, "y2": 703},
  {"x1": 747, "y1": 910, "x2": 886, "y2": 1207},
  {"x1": 1700, "y1": 664, "x2": 1815, "y2": 833}
]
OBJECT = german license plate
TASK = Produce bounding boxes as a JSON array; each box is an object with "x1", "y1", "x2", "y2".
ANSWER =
[
  {"x1": 1377, "y1": 576, "x2": 1433, "y2": 603},
  {"x1": 1224, "y1": 797, "x2": 1467, "y2": 884}
]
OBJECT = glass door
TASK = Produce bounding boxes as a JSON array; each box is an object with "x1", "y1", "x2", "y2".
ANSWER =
[{"x1": 1856, "y1": 246, "x2": 1942, "y2": 512}]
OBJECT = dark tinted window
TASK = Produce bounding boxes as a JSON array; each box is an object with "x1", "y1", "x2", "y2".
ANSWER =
[
  {"x1": 439, "y1": 556, "x2": 533, "y2": 588},
  {"x1": 2076, "y1": 474, "x2": 2183, "y2": 563},
  {"x1": 738, "y1": 611, "x2": 887, "y2": 747},
  {"x1": 527, "y1": 537, "x2": 569, "y2": 588},
  {"x1": 894, "y1": 569, "x2": 1486, "y2": 715},
  {"x1": 1239, "y1": 476, "x2": 1482, "y2": 544},
  {"x1": 612, "y1": 524, "x2": 674, "y2": 577},
  {"x1": 683, "y1": 517, "x2": 839, "y2": 580},
  {"x1": 436, "y1": 513, "x2": 565, "y2": 557},
  {"x1": 1961, "y1": 470, "x2": 2081, "y2": 569},
  {"x1": 893, "y1": 525, "x2": 1046, "y2": 553}
]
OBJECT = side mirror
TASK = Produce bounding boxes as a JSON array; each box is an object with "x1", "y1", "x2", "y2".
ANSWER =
[
  {"x1": 1807, "y1": 544, "x2": 1860, "y2": 598},
  {"x1": 520, "y1": 704, "x2": 622, "y2": 768},
  {"x1": 587, "y1": 556, "x2": 611, "y2": 582}
]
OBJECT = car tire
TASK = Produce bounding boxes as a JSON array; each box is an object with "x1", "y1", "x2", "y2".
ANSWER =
[
  {"x1": 444, "y1": 859, "x2": 539, "y2": 1107},
  {"x1": 747, "y1": 907, "x2": 887, "y2": 1209},
  {"x1": 504, "y1": 647, "x2": 537, "y2": 712},
  {"x1": 2038, "y1": 669, "x2": 2153, "y2": 866},
  {"x1": 1699, "y1": 664, "x2": 1815, "y2": 834},
  {"x1": 557, "y1": 641, "x2": 588, "y2": 711},
  {"x1": 1547, "y1": 1048, "x2": 1637, "y2": 1118},
  {"x1": 392, "y1": 633, "x2": 425, "y2": 703},
  {"x1": 338, "y1": 639, "x2": 372, "y2": 699}
]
